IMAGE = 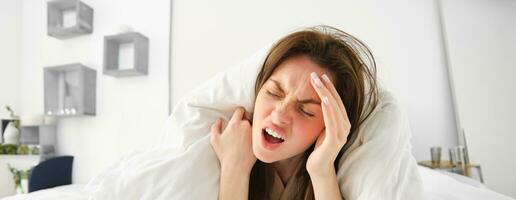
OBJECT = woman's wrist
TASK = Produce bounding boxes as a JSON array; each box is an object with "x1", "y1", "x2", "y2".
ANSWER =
[
  {"x1": 221, "y1": 166, "x2": 251, "y2": 182},
  {"x1": 307, "y1": 161, "x2": 335, "y2": 178},
  {"x1": 221, "y1": 162, "x2": 253, "y2": 176},
  {"x1": 309, "y1": 166, "x2": 343, "y2": 200},
  {"x1": 219, "y1": 165, "x2": 251, "y2": 200}
]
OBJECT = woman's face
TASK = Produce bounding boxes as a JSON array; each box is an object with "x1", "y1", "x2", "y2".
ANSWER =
[{"x1": 252, "y1": 55, "x2": 331, "y2": 163}]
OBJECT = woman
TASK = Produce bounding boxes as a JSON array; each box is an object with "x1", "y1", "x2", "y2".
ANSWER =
[{"x1": 210, "y1": 25, "x2": 378, "y2": 200}]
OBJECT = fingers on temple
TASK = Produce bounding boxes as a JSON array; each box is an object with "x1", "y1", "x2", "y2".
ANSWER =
[
  {"x1": 320, "y1": 74, "x2": 346, "y2": 115},
  {"x1": 321, "y1": 96, "x2": 339, "y2": 140},
  {"x1": 310, "y1": 72, "x2": 342, "y2": 140},
  {"x1": 310, "y1": 72, "x2": 340, "y2": 112}
]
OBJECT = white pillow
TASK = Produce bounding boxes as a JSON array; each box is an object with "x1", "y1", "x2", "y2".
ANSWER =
[
  {"x1": 158, "y1": 45, "x2": 269, "y2": 150},
  {"x1": 89, "y1": 44, "x2": 423, "y2": 200}
]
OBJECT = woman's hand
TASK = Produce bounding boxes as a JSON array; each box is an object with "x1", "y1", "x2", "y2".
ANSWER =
[
  {"x1": 306, "y1": 72, "x2": 351, "y2": 177},
  {"x1": 211, "y1": 107, "x2": 256, "y2": 200},
  {"x1": 210, "y1": 107, "x2": 257, "y2": 174}
]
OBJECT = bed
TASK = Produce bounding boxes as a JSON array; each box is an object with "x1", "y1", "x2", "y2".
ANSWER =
[
  {"x1": 2, "y1": 166, "x2": 513, "y2": 200},
  {"x1": 3, "y1": 43, "x2": 512, "y2": 200}
]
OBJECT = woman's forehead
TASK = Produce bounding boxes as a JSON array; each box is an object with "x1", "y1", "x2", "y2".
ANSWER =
[
  {"x1": 268, "y1": 56, "x2": 328, "y2": 100},
  {"x1": 271, "y1": 56, "x2": 328, "y2": 88}
]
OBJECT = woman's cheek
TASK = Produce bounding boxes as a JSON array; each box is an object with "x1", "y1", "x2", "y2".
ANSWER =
[{"x1": 294, "y1": 124, "x2": 318, "y2": 144}]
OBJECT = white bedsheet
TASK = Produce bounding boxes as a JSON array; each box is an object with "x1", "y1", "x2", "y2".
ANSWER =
[
  {"x1": 0, "y1": 184, "x2": 89, "y2": 200},
  {"x1": 419, "y1": 166, "x2": 514, "y2": 200},
  {"x1": 1, "y1": 166, "x2": 513, "y2": 200}
]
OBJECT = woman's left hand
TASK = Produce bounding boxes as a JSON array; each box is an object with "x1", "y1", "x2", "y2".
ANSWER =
[{"x1": 306, "y1": 72, "x2": 351, "y2": 177}]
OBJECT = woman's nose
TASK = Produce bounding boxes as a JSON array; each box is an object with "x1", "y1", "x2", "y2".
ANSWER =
[{"x1": 271, "y1": 101, "x2": 292, "y2": 126}]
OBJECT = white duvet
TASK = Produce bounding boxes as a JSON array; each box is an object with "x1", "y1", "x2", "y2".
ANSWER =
[
  {"x1": 8, "y1": 45, "x2": 424, "y2": 199},
  {"x1": 3, "y1": 166, "x2": 514, "y2": 200}
]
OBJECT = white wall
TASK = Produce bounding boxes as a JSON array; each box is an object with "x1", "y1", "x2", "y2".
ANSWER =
[
  {"x1": 440, "y1": 0, "x2": 516, "y2": 197},
  {"x1": 170, "y1": 0, "x2": 458, "y2": 161},
  {"x1": 0, "y1": 0, "x2": 22, "y2": 196},
  {"x1": 16, "y1": 0, "x2": 170, "y2": 184},
  {"x1": 0, "y1": 0, "x2": 22, "y2": 119}
]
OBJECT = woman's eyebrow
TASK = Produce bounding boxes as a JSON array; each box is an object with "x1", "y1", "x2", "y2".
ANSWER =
[
  {"x1": 270, "y1": 79, "x2": 320, "y2": 105},
  {"x1": 297, "y1": 98, "x2": 321, "y2": 105},
  {"x1": 269, "y1": 79, "x2": 285, "y2": 93}
]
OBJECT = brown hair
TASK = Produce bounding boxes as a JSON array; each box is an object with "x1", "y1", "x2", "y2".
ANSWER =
[{"x1": 250, "y1": 25, "x2": 379, "y2": 200}]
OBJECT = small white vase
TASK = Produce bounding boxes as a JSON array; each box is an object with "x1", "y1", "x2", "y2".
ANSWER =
[
  {"x1": 3, "y1": 122, "x2": 20, "y2": 145},
  {"x1": 21, "y1": 178, "x2": 28, "y2": 194}
]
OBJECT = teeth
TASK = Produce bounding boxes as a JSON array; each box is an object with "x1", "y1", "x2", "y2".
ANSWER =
[{"x1": 265, "y1": 128, "x2": 284, "y2": 140}]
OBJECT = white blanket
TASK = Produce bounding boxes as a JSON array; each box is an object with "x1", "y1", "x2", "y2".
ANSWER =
[
  {"x1": 3, "y1": 166, "x2": 514, "y2": 200},
  {"x1": 86, "y1": 136, "x2": 219, "y2": 200},
  {"x1": 83, "y1": 92, "x2": 424, "y2": 199}
]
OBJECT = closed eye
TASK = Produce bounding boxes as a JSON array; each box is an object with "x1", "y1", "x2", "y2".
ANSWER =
[
  {"x1": 298, "y1": 106, "x2": 314, "y2": 117},
  {"x1": 266, "y1": 90, "x2": 282, "y2": 98}
]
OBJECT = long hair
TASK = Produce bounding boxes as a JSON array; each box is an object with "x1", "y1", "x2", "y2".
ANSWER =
[{"x1": 250, "y1": 25, "x2": 379, "y2": 200}]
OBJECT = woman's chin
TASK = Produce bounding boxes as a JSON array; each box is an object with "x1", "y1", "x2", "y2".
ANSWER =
[
  {"x1": 257, "y1": 156, "x2": 277, "y2": 163},
  {"x1": 253, "y1": 148, "x2": 279, "y2": 163}
]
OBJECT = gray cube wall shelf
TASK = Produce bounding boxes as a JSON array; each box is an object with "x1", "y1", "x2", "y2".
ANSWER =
[
  {"x1": 44, "y1": 63, "x2": 96, "y2": 117},
  {"x1": 103, "y1": 32, "x2": 149, "y2": 77},
  {"x1": 20, "y1": 125, "x2": 56, "y2": 146},
  {"x1": 19, "y1": 125, "x2": 57, "y2": 160},
  {"x1": 47, "y1": 0, "x2": 93, "y2": 39}
]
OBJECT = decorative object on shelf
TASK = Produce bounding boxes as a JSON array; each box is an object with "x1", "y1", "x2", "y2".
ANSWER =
[
  {"x1": 430, "y1": 146, "x2": 442, "y2": 164},
  {"x1": 47, "y1": 0, "x2": 93, "y2": 39},
  {"x1": 44, "y1": 63, "x2": 96, "y2": 117},
  {"x1": 103, "y1": 32, "x2": 149, "y2": 77},
  {"x1": 4, "y1": 122, "x2": 20, "y2": 145},
  {"x1": 449, "y1": 145, "x2": 466, "y2": 165},
  {"x1": 0, "y1": 144, "x2": 19, "y2": 154},
  {"x1": 29, "y1": 145, "x2": 40, "y2": 155},
  {"x1": 2, "y1": 105, "x2": 21, "y2": 144},
  {"x1": 17, "y1": 145, "x2": 30, "y2": 155}
]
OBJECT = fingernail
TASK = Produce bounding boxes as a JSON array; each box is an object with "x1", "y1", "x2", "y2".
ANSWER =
[
  {"x1": 310, "y1": 72, "x2": 323, "y2": 88},
  {"x1": 322, "y1": 74, "x2": 331, "y2": 83},
  {"x1": 322, "y1": 96, "x2": 329, "y2": 105}
]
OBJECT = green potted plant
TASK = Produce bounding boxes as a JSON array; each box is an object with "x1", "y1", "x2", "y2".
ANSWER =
[
  {"x1": 0, "y1": 144, "x2": 19, "y2": 155},
  {"x1": 8, "y1": 164, "x2": 32, "y2": 194}
]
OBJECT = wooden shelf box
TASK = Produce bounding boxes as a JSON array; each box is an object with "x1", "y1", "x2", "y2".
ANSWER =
[
  {"x1": 47, "y1": 0, "x2": 93, "y2": 39},
  {"x1": 44, "y1": 63, "x2": 96, "y2": 117},
  {"x1": 103, "y1": 32, "x2": 149, "y2": 77}
]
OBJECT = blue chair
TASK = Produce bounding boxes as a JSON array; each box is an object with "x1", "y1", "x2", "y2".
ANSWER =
[{"x1": 28, "y1": 156, "x2": 73, "y2": 193}]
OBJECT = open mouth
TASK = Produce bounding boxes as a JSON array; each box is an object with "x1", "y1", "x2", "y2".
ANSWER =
[{"x1": 262, "y1": 128, "x2": 285, "y2": 144}]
